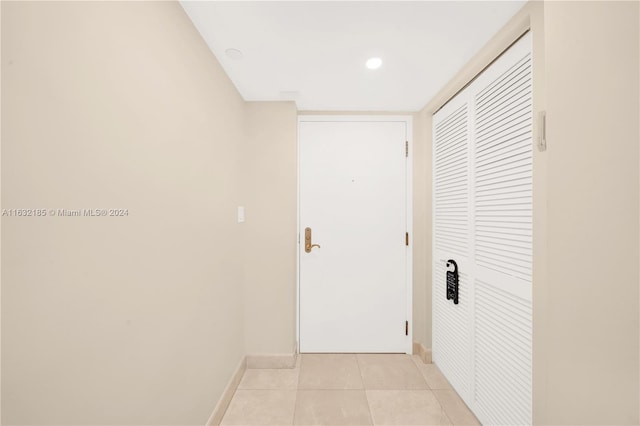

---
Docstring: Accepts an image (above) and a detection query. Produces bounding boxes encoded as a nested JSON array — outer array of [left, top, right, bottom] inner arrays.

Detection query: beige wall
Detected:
[[2, 2, 247, 424], [412, 111, 431, 349], [543, 1, 639, 423], [242, 102, 298, 354]]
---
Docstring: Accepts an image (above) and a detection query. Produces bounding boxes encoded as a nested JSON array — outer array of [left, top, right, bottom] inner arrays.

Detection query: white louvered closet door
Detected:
[[432, 32, 532, 425]]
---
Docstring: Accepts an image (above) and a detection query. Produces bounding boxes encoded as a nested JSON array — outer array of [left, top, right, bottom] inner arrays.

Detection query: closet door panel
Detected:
[[432, 101, 472, 401], [471, 32, 533, 425]]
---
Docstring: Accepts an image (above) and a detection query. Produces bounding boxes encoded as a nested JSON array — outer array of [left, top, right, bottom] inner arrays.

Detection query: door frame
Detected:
[[296, 115, 414, 354]]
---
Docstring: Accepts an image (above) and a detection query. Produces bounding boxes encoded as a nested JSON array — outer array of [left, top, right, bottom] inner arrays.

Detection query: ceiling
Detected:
[[180, 1, 526, 111]]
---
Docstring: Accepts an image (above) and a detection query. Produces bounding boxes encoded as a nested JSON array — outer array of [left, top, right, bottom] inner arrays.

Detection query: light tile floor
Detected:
[[221, 354, 480, 426]]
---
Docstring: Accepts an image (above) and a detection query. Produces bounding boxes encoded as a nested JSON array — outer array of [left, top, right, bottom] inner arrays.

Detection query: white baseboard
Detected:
[[205, 356, 247, 426], [413, 341, 432, 364]]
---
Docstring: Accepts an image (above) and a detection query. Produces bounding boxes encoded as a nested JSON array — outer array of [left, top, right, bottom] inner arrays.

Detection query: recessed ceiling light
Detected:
[[225, 48, 243, 60], [366, 57, 382, 70]]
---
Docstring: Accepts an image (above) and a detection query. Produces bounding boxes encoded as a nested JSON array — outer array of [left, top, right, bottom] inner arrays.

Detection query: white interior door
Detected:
[[299, 118, 411, 353], [433, 32, 533, 425]]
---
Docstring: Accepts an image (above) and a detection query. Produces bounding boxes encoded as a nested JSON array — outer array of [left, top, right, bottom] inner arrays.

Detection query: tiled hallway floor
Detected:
[[220, 354, 480, 426]]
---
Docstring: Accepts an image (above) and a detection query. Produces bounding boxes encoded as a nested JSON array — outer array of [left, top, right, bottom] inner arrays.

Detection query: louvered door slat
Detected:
[[477, 127, 531, 149], [434, 104, 469, 260], [476, 57, 531, 105]]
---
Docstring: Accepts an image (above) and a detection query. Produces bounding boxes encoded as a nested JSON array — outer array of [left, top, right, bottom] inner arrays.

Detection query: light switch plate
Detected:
[[537, 111, 547, 152], [237, 206, 245, 223]]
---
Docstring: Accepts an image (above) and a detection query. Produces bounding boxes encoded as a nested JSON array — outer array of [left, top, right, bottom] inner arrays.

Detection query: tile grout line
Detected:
[[217, 362, 247, 426], [431, 389, 450, 421], [411, 353, 433, 390], [354, 354, 376, 425], [429, 387, 454, 425], [291, 353, 303, 426], [432, 388, 480, 426]]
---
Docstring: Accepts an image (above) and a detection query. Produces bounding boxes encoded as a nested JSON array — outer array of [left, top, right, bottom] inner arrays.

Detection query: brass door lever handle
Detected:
[[304, 227, 321, 253]]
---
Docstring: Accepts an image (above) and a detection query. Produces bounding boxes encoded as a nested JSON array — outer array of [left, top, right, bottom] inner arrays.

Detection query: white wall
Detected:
[[2, 2, 246, 424]]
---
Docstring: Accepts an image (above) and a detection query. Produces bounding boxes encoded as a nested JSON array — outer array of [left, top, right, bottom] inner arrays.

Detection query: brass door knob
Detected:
[[304, 227, 321, 253]]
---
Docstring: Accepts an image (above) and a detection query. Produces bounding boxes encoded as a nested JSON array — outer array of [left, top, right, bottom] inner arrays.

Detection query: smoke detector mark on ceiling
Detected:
[[225, 48, 243, 60]]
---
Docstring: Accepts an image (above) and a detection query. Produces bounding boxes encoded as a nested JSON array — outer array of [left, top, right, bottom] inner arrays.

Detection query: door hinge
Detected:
[[405, 232, 409, 246], [405, 141, 409, 157], [405, 320, 409, 336]]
